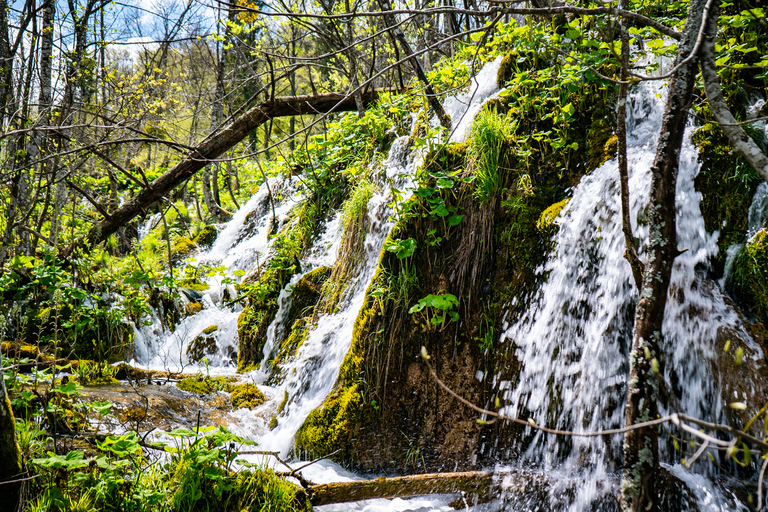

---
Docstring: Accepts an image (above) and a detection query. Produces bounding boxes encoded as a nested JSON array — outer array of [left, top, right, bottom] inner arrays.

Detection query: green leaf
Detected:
[[32, 451, 89, 470], [55, 381, 82, 395], [447, 214, 464, 226]]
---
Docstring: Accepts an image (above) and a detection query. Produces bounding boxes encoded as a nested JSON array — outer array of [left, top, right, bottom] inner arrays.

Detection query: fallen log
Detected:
[[307, 470, 501, 506], [59, 89, 393, 262]]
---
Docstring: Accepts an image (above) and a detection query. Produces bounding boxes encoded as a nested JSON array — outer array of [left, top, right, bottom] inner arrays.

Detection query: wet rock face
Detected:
[[713, 322, 768, 439], [284, 267, 331, 332], [186, 325, 219, 363]]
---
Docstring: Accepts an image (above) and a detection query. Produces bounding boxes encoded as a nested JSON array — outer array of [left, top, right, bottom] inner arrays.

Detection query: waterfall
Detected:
[[131, 176, 303, 370], [495, 69, 759, 510]]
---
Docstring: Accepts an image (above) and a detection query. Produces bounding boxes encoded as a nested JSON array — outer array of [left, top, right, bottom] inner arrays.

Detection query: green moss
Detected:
[[184, 302, 203, 316], [693, 123, 762, 274], [186, 327, 218, 363], [172, 236, 198, 260], [269, 415, 278, 430], [294, 257, 385, 459], [230, 383, 266, 410], [177, 374, 236, 395], [178, 280, 210, 292], [237, 200, 321, 371], [277, 390, 289, 414], [272, 318, 310, 369], [294, 384, 361, 458], [0, 383, 23, 511], [733, 229, 768, 324], [194, 225, 218, 247], [288, 267, 331, 325], [536, 199, 569, 234]]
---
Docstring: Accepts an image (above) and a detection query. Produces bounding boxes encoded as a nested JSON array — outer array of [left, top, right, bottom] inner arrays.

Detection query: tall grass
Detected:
[[469, 108, 511, 204]]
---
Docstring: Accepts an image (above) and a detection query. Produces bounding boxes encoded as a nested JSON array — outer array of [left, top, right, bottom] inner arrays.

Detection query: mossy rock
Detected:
[[0, 341, 43, 360], [177, 374, 236, 395], [732, 229, 768, 323], [194, 225, 218, 247], [271, 318, 310, 371], [185, 302, 203, 316], [693, 122, 762, 274], [536, 199, 569, 235], [230, 383, 266, 410], [187, 326, 219, 363], [285, 267, 331, 330], [179, 280, 211, 292], [294, 384, 361, 459], [171, 236, 198, 261]]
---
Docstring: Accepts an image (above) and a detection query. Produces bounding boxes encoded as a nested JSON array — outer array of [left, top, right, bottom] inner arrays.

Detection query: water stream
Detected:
[[119, 54, 765, 511], [493, 65, 759, 511]]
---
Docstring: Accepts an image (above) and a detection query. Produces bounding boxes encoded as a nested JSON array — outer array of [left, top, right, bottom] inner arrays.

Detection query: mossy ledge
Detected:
[[237, 200, 321, 371]]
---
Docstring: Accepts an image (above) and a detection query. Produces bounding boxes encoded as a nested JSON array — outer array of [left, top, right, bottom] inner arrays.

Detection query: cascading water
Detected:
[[494, 67, 759, 510], [123, 50, 762, 510], [122, 56, 502, 512], [131, 176, 304, 370]]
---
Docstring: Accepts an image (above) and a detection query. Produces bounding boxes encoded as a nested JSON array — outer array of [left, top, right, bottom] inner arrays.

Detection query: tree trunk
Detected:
[[699, 4, 768, 183], [307, 469, 546, 506], [58, 89, 392, 261], [203, 3, 234, 223], [0, 372, 23, 512], [377, 0, 450, 129], [620, 1, 708, 510]]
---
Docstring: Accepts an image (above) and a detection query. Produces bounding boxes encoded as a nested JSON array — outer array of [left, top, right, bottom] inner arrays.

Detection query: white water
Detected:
[[748, 182, 768, 239], [443, 55, 503, 143], [125, 58, 505, 511], [494, 69, 760, 510], [124, 53, 762, 510], [131, 177, 304, 370]]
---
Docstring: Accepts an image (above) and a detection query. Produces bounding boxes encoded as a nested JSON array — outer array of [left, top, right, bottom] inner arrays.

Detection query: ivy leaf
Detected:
[[447, 214, 464, 226]]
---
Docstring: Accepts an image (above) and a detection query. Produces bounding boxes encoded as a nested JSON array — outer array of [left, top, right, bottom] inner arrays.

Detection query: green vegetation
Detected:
[[732, 229, 768, 324], [177, 374, 236, 395], [469, 107, 512, 204], [25, 425, 308, 512], [693, 123, 763, 275], [230, 383, 267, 409]]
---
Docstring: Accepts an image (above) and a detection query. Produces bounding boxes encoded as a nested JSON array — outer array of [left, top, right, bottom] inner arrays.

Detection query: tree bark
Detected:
[[307, 469, 545, 506], [377, 0, 450, 129], [699, 6, 768, 184], [0, 371, 23, 512], [617, 0, 643, 291], [58, 89, 392, 261], [620, 0, 709, 510], [203, 3, 235, 223]]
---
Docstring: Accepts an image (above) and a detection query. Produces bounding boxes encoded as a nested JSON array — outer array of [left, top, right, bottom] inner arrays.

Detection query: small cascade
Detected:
[[720, 181, 768, 286], [137, 212, 162, 242], [748, 182, 768, 238], [496, 74, 759, 509], [131, 176, 303, 370], [260, 211, 343, 364], [443, 56, 503, 142], [254, 135, 423, 456]]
